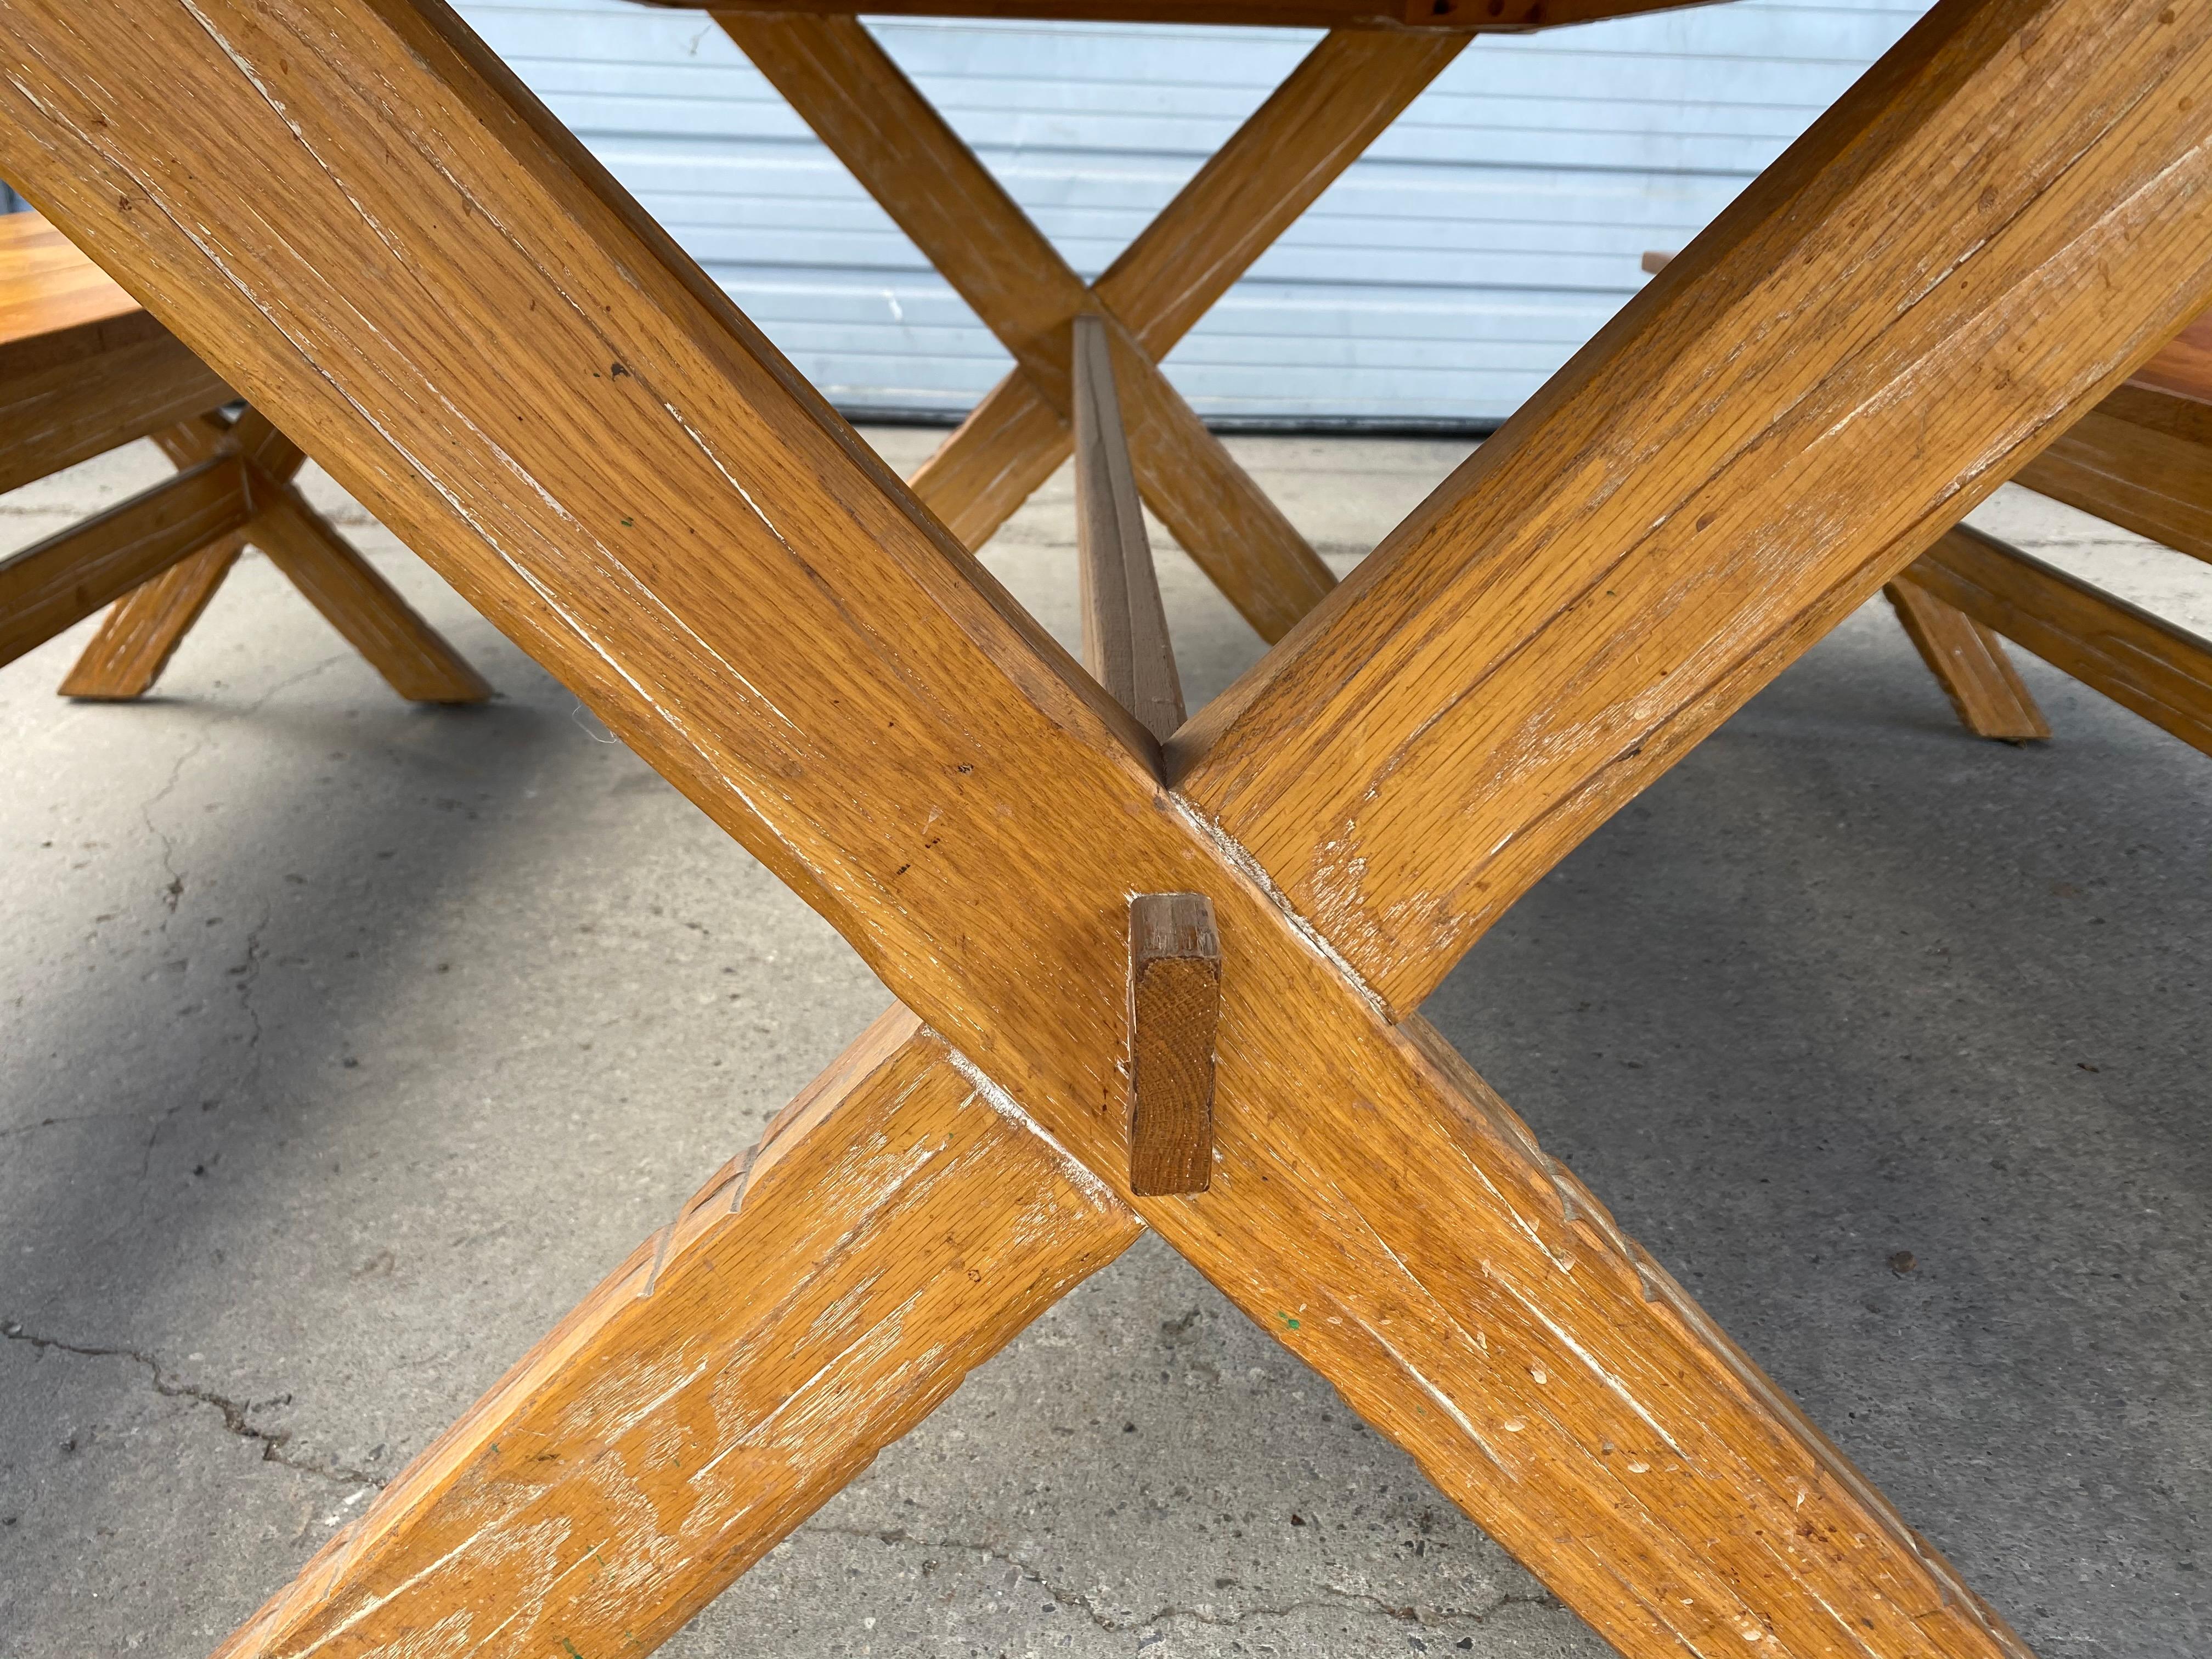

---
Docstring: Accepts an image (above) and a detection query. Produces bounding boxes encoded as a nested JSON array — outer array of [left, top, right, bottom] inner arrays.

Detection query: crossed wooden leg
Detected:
[[7, 0, 2211, 1655], [721, 14, 1458, 636], [54, 410, 490, 702]]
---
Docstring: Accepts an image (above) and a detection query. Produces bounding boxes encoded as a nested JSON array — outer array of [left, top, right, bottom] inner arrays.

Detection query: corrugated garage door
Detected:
[[457, 0, 1929, 426]]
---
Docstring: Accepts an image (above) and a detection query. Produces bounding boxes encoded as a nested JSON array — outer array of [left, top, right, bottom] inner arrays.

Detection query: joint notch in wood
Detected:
[[1127, 892, 1220, 1197]]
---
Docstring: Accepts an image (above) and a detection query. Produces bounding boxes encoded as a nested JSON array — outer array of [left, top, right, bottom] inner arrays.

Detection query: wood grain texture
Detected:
[[54, 408, 487, 702], [212, 1006, 1143, 1659], [1075, 314, 1183, 742], [57, 534, 246, 698], [2015, 385, 2212, 568], [0, 5, 2036, 1653], [0, 212, 235, 494], [912, 26, 1460, 570], [246, 481, 493, 704], [2126, 311, 2212, 403], [1172, 0, 2212, 1018], [0, 331, 233, 496], [0, 458, 249, 668], [0, 210, 153, 363], [1883, 577, 2049, 742], [721, 8, 1336, 640], [1907, 524, 2212, 756], [1645, 250, 2212, 561], [653, 0, 1719, 31], [1127, 893, 1220, 1196]]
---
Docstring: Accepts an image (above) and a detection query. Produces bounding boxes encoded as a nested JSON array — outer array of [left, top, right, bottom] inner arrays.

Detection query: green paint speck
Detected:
[[620, 517, 634, 527], [1279, 1313, 1300, 1329], [561, 1639, 586, 1659]]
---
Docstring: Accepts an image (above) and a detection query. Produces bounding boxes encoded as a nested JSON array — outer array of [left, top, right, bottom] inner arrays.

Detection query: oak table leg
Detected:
[[1884, 576, 2050, 741], [56, 411, 488, 702], [212, 1008, 1141, 1659], [58, 532, 247, 698], [1907, 524, 2212, 756]]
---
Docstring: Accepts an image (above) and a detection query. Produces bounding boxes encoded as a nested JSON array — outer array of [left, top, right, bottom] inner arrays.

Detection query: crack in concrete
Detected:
[[134, 649, 353, 918], [233, 906, 270, 1055], [140, 733, 206, 915], [808, 1523, 1559, 1640], [1, 1321, 383, 1491]]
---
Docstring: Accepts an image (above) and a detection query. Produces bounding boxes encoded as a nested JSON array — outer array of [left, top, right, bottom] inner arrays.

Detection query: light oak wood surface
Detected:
[[58, 533, 249, 697], [1074, 314, 1184, 743], [211, 1007, 1143, 1659], [244, 483, 494, 704], [1908, 524, 2212, 757], [0, 3, 2067, 1652], [0, 212, 235, 494], [0, 458, 251, 668], [1171, 0, 2212, 1019], [1126, 893, 1220, 1196], [2015, 382, 2212, 569], [1883, 575, 2049, 742]]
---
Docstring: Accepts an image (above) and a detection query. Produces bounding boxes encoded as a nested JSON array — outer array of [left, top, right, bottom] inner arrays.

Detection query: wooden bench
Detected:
[[1648, 248, 2212, 754], [0, 211, 487, 701]]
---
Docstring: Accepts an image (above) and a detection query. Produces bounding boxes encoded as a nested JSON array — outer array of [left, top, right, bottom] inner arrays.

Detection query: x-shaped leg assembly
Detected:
[[0, 400, 487, 702], [5, 1, 2210, 1655], [48, 409, 492, 702], [717, 12, 1464, 637]]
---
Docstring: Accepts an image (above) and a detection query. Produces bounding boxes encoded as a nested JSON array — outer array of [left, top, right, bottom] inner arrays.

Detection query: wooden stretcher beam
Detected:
[[1073, 313, 1183, 744], [909, 25, 1465, 555], [0, 4, 2061, 1653], [58, 533, 249, 698], [1907, 524, 2212, 757], [2015, 380, 2212, 568], [652, 0, 1723, 32], [720, 9, 1335, 640], [46, 411, 489, 703], [0, 456, 251, 668], [1884, 575, 2050, 742], [213, 1007, 1142, 1659], [1172, 0, 2212, 1018]]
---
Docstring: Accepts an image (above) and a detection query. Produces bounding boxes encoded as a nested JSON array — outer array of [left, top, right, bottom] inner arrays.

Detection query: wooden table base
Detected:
[[5, 1, 2209, 1656]]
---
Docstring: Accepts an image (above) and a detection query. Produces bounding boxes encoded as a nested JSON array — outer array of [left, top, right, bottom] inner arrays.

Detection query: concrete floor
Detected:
[[1, 426, 2206, 1659]]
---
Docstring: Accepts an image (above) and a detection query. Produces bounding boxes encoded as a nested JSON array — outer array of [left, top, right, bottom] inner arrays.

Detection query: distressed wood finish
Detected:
[[912, 26, 1462, 563], [0, 333, 232, 496], [719, 8, 1336, 639], [1074, 314, 1183, 743], [1884, 577, 2049, 741], [213, 1007, 1143, 1659], [2015, 383, 2212, 569], [1127, 893, 1220, 1196], [0, 4, 2058, 1654], [1908, 525, 2212, 756], [0, 459, 250, 668], [57, 417, 245, 697], [658, 0, 1714, 29], [1173, 0, 2212, 1018]]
